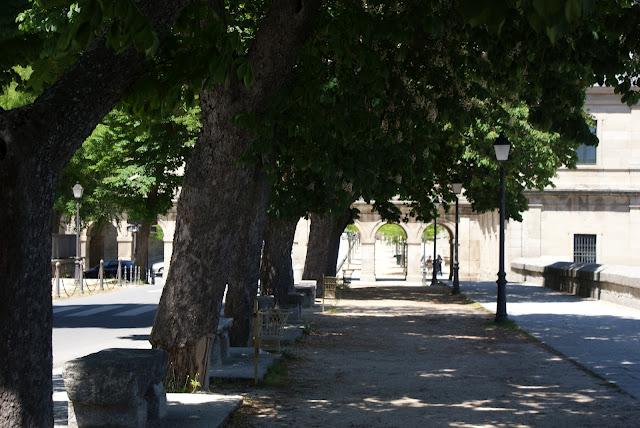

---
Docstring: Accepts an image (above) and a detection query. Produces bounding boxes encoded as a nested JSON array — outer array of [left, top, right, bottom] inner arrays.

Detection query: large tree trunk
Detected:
[[134, 221, 152, 277], [150, 0, 319, 388], [260, 217, 298, 306], [224, 177, 271, 347], [302, 209, 353, 282], [0, 3, 190, 424]]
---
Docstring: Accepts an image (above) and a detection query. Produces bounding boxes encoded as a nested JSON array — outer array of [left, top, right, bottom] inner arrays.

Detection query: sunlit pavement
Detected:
[[463, 281, 640, 399]]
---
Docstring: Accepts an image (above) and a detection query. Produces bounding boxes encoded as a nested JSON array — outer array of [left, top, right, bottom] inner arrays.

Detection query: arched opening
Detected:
[[374, 223, 408, 281], [421, 223, 454, 280], [88, 222, 118, 269], [337, 223, 361, 281]]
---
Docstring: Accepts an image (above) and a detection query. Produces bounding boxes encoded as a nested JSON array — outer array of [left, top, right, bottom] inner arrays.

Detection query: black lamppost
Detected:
[[72, 182, 84, 289], [451, 182, 463, 295], [493, 133, 511, 322], [430, 214, 438, 286]]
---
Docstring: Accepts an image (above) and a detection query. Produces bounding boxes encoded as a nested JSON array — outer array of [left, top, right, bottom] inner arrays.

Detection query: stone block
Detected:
[[63, 348, 168, 428], [211, 317, 233, 367], [286, 292, 304, 322], [294, 283, 316, 307]]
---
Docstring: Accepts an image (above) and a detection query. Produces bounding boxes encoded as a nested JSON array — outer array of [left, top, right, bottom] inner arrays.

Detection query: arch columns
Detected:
[[354, 220, 376, 282], [405, 223, 424, 282]]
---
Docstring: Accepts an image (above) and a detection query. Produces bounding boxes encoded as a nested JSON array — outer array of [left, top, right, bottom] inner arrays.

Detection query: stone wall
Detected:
[[511, 257, 640, 310]]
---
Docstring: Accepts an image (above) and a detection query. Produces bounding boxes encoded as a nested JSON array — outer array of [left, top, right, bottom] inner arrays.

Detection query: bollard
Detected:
[[79, 260, 84, 294], [99, 259, 104, 291], [55, 261, 61, 298], [117, 260, 122, 286], [136, 266, 140, 284]]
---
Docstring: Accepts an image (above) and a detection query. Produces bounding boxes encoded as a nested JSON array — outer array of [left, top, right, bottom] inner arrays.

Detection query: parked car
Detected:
[[151, 261, 164, 278], [84, 260, 134, 279]]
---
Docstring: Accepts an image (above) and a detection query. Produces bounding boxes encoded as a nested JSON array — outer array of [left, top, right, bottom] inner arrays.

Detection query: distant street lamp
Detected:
[[430, 212, 438, 286], [451, 182, 463, 295], [72, 182, 83, 290], [493, 133, 511, 322]]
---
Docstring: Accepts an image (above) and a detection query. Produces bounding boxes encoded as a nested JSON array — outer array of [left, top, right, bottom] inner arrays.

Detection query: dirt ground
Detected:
[[218, 285, 640, 427]]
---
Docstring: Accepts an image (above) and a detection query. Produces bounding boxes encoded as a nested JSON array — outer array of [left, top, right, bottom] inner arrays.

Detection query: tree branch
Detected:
[[0, 0, 192, 173]]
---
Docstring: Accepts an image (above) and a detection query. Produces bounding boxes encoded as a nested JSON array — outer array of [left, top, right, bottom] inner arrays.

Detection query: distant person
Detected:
[[436, 254, 443, 276]]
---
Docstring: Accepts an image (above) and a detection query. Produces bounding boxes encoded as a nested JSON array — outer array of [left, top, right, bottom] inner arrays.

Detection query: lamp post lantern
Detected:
[[72, 182, 84, 290], [493, 133, 511, 322], [451, 182, 463, 295]]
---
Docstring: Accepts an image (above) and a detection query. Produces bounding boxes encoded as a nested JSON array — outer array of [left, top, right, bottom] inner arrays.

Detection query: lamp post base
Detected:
[[495, 273, 508, 322], [452, 263, 460, 295]]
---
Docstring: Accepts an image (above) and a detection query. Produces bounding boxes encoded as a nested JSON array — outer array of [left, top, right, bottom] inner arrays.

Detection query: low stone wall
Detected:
[[511, 257, 640, 310]]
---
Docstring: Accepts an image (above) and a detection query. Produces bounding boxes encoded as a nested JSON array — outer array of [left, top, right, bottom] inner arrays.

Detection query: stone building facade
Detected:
[[508, 86, 640, 270], [60, 88, 638, 282], [293, 87, 640, 282]]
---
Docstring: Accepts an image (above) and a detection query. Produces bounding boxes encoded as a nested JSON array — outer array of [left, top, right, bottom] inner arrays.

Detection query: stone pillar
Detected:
[[629, 199, 640, 266], [359, 242, 376, 282], [523, 203, 543, 258], [117, 238, 133, 260], [406, 242, 422, 282], [80, 230, 88, 264]]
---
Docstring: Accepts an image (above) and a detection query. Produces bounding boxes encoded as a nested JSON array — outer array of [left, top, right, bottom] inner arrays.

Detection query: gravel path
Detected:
[[221, 285, 640, 427]]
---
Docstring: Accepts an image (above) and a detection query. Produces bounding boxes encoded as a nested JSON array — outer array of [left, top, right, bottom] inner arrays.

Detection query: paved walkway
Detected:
[[463, 281, 640, 399], [221, 283, 640, 427]]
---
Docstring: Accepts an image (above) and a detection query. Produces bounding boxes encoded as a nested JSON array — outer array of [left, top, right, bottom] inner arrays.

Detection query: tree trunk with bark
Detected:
[[134, 221, 152, 277], [224, 175, 270, 347], [302, 208, 353, 283], [0, 2, 190, 424], [150, 0, 319, 387], [260, 217, 298, 306]]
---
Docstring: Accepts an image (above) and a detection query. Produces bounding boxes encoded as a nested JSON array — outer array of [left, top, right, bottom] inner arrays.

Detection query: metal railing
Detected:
[[51, 259, 144, 298]]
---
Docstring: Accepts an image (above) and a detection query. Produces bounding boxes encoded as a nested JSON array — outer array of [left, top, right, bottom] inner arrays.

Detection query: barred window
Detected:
[[574, 234, 597, 263]]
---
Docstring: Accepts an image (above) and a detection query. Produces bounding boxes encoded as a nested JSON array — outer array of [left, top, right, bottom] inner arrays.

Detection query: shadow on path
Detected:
[[221, 286, 640, 427]]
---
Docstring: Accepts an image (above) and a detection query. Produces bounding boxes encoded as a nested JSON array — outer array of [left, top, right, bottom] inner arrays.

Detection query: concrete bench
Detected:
[[211, 317, 234, 367], [286, 292, 304, 322], [63, 348, 168, 428], [294, 281, 317, 307]]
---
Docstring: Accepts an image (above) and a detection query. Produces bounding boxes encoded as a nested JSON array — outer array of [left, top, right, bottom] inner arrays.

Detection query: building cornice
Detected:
[[526, 189, 640, 197]]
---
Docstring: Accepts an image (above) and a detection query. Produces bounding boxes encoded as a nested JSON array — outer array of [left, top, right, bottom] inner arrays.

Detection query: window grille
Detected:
[[573, 234, 597, 263]]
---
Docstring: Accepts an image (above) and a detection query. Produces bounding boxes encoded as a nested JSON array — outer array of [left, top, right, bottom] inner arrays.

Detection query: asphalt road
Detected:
[[52, 281, 164, 371]]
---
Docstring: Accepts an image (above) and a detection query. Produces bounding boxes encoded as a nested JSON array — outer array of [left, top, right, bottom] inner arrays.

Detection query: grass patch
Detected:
[[263, 358, 288, 387], [323, 305, 340, 314], [262, 349, 300, 387], [483, 318, 540, 342], [484, 318, 520, 331], [302, 321, 316, 335]]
